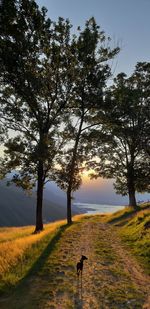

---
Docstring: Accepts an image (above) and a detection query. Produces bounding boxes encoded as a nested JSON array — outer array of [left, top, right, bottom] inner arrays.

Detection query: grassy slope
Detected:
[[0, 219, 67, 293], [0, 205, 149, 308], [105, 203, 150, 274]]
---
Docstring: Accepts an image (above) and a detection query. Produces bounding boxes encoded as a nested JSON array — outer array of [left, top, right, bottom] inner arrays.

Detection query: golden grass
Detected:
[[0, 211, 149, 308], [0, 204, 149, 282], [0, 226, 35, 243], [0, 220, 66, 276]]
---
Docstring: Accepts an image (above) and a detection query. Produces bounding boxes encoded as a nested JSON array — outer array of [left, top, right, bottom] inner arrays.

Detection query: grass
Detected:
[[119, 208, 150, 274], [105, 202, 150, 274], [0, 219, 67, 294], [0, 214, 85, 295], [0, 211, 149, 308], [1, 205, 149, 290]]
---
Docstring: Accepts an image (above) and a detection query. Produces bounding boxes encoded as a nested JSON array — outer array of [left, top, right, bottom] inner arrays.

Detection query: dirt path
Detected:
[[0, 217, 150, 308]]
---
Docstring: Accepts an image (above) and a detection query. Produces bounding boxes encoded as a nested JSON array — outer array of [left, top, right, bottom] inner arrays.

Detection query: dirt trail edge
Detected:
[[0, 217, 150, 309]]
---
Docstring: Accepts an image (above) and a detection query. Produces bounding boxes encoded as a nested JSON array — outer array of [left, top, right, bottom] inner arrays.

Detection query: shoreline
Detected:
[[74, 203, 125, 215]]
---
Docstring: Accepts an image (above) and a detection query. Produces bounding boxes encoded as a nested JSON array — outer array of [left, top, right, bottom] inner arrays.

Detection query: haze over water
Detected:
[[74, 202, 124, 215]]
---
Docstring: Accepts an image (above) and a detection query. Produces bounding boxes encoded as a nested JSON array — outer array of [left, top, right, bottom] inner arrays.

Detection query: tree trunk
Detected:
[[66, 110, 85, 224], [127, 172, 137, 208], [34, 160, 44, 233], [67, 187, 72, 225], [128, 187, 137, 208]]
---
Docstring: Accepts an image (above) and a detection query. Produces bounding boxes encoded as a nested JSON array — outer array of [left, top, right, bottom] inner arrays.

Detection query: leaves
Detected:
[[87, 63, 150, 201]]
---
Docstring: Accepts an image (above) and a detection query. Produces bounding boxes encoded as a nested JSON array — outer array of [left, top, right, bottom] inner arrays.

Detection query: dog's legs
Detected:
[[77, 269, 80, 277]]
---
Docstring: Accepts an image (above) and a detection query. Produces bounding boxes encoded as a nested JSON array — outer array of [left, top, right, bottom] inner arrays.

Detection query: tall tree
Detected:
[[53, 18, 119, 223], [88, 63, 150, 207], [0, 0, 75, 232]]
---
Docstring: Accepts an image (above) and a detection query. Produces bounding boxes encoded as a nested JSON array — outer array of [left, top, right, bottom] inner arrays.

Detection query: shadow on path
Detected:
[[74, 276, 83, 309], [23, 224, 68, 277]]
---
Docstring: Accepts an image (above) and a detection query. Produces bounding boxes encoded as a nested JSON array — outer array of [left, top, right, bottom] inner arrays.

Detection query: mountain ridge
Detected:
[[0, 180, 79, 227]]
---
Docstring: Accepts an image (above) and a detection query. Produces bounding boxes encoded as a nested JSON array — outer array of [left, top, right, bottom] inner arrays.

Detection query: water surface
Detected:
[[74, 202, 125, 214]]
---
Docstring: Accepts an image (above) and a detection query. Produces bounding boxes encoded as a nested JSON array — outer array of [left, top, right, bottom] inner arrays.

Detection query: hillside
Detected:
[[0, 204, 149, 308], [0, 180, 79, 227]]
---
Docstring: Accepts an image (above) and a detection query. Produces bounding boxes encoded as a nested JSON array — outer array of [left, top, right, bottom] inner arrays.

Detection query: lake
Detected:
[[74, 202, 125, 214]]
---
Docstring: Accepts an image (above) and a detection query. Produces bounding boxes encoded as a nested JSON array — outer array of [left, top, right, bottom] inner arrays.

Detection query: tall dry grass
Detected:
[[0, 220, 66, 276]]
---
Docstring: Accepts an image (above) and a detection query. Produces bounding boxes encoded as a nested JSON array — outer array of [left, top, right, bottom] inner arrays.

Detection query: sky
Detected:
[[37, 0, 150, 77], [35, 0, 150, 204]]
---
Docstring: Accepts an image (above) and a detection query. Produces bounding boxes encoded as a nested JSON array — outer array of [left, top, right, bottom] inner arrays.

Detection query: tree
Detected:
[[0, 0, 75, 232], [88, 62, 150, 207], [53, 18, 119, 223]]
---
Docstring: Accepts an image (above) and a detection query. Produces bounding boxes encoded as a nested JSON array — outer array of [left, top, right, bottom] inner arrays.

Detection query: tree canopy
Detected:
[[52, 18, 119, 223], [87, 62, 150, 207], [0, 0, 76, 231], [1, 0, 149, 231], [0, 0, 119, 228]]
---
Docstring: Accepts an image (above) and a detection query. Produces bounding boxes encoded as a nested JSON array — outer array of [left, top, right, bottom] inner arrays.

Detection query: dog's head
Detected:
[[81, 255, 88, 260]]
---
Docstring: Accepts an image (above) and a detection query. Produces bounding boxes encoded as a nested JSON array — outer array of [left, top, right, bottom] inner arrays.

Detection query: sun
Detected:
[[80, 168, 95, 180]]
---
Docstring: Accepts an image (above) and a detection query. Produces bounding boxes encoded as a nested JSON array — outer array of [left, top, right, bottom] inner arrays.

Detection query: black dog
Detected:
[[77, 255, 88, 276]]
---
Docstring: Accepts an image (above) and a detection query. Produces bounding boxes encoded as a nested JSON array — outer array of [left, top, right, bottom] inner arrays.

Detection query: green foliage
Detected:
[[0, 0, 77, 230], [87, 63, 150, 205], [0, 2, 119, 222], [53, 18, 119, 221], [0, 0, 74, 185]]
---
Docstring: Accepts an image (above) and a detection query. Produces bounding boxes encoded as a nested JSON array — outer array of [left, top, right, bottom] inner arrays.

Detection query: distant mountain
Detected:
[[0, 180, 79, 227], [1, 177, 149, 227]]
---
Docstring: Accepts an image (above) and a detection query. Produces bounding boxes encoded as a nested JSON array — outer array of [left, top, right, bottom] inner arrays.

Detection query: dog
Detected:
[[77, 255, 88, 276]]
